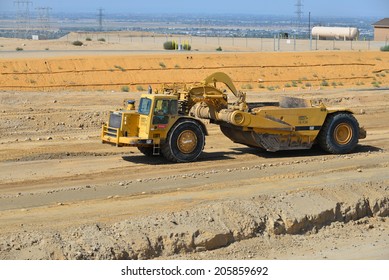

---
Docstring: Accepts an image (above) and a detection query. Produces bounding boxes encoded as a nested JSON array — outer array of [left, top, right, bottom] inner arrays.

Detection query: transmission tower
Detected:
[[14, 0, 33, 38], [36, 7, 52, 35], [295, 0, 303, 31], [98, 8, 104, 32]]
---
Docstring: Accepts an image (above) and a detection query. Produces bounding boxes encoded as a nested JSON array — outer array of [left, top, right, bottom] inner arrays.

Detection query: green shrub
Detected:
[[163, 41, 191, 51], [216, 46, 222, 51], [380, 45, 389, 52], [182, 43, 191, 50], [241, 84, 253, 90], [97, 38, 106, 42], [159, 62, 166, 68], [121, 86, 129, 92], [163, 41, 175, 50], [114, 65, 126, 72], [86, 37, 92, 41], [136, 85, 144, 91], [321, 80, 329, 87], [15, 47, 23, 51], [72, 40, 83, 46]]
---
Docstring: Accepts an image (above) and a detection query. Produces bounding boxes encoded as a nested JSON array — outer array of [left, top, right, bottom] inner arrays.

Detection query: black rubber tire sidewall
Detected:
[[318, 113, 359, 154], [162, 120, 205, 162], [137, 146, 155, 157]]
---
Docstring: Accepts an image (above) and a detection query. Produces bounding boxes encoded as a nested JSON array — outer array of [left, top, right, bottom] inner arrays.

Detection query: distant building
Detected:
[[311, 26, 359, 40], [373, 18, 389, 41]]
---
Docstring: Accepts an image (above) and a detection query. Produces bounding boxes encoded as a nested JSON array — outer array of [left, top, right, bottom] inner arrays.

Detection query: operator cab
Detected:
[[138, 95, 178, 125]]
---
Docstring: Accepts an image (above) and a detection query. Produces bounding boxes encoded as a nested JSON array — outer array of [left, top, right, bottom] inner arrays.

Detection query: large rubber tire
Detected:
[[161, 120, 205, 163], [137, 146, 155, 157], [318, 113, 359, 154]]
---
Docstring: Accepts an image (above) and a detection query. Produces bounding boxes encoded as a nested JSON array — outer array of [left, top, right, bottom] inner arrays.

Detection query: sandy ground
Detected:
[[0, 31, 384, 54], [0, 36, 389, 260]]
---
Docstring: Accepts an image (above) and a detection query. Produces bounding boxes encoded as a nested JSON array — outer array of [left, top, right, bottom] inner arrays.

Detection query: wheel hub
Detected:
[[334, 123, 353, 145], [177, 130, 197, 154]]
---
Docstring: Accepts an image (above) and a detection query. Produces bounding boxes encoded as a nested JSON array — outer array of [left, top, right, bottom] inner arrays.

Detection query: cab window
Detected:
[[138, 98, 152, 115], [153, 99, 178, 115], [152, 99, 177, 125], [154, 99, 170, 115], [169, 100, 178, 115]]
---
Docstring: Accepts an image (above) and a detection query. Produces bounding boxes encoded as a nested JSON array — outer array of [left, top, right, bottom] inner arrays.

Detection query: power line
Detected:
[[98, 8, 104, 32], [36, 6, 52, 38], [295, 0, 303, 30], [36, 6, 52, 33], [14, 0, 33, 38]]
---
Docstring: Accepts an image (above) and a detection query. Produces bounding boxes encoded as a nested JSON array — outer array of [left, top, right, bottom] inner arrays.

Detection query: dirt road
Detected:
[[0, 85, 388, 259]]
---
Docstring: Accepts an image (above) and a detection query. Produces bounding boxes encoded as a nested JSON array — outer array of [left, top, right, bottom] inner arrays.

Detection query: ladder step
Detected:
[[153, 144, 160, 155]]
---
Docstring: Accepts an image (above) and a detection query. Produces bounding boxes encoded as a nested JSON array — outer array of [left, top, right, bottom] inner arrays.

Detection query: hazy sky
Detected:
[[1, 0, 388, 17]]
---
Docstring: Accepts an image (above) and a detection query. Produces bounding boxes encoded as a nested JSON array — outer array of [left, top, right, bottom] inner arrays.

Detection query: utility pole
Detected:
[[309, 12, 312, 50], [14, 0, 33, 38], [98, 8, 104, 32], [36, 6, 52, 37], [295, 0, 303, 33]]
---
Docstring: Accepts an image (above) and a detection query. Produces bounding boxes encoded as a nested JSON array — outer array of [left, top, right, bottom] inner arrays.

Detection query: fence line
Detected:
[[67, 32, 387, 52]]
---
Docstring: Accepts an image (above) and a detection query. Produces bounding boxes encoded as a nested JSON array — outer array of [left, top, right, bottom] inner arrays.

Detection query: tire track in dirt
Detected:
[[0, 149, 387, 211]]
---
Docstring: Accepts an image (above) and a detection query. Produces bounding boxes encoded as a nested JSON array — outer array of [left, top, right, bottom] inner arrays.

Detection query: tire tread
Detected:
[[318, 112, 359, 154], [161, 119, 205, 163]]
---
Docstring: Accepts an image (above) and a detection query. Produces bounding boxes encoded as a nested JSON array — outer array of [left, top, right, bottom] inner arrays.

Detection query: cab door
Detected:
[[138, 97, 152, 139], [152, 99, 178, 130]]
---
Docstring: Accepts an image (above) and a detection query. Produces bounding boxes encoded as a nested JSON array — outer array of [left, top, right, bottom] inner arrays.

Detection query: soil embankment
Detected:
[[0, 51, 388, 92]]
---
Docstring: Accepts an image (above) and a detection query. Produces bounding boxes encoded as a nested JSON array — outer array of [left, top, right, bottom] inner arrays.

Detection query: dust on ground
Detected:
[[0, 39, 388, 259]]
